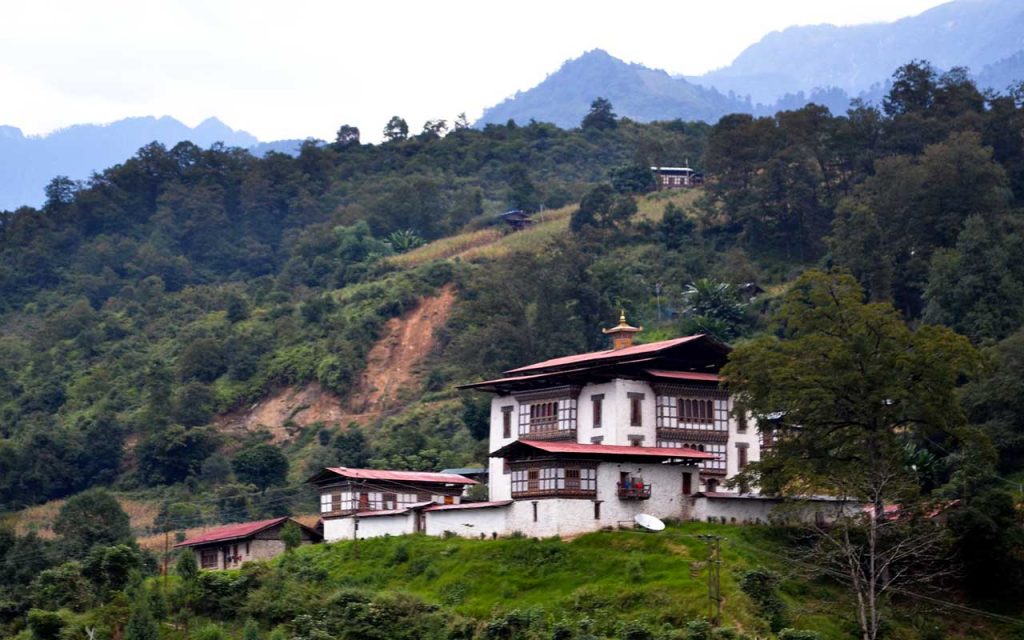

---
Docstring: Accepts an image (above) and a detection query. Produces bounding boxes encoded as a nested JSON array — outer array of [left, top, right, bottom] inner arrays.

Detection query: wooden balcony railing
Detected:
[[656, 426, 728, 443], [616, 482, 652, 500], [524, 425, 577, 441]]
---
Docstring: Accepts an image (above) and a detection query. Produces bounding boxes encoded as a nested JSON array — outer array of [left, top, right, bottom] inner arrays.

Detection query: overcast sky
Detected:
[[2, 0, 949, 142]]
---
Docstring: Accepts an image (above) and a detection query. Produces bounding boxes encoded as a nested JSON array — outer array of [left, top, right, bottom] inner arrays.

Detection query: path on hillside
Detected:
[[215, 284, 457, 442]]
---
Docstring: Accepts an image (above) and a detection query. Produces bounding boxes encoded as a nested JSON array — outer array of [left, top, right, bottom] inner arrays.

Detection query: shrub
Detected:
[[26, 609, 63, 640], [739, 568, 787, 631], [194, 624, 228, 640], [778, 631, 822, 640]]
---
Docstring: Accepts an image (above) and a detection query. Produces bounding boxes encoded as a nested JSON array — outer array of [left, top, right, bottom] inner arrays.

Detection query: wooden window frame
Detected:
[[510, 460, 598, 498], [735, 405, 748, 433], [628, 392, 645, 427], [200, 549, 218, 569], [736, 442, 749, 470], [591, 394, 604, 429], [501, 406, 513, 438]]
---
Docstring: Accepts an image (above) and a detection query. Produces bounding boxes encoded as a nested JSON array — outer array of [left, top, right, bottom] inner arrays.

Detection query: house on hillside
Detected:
[[175, 517, 322, 570], [308, 467, 479, 541], [498, 209, 533, 231], [312, 314, 850, 542], [651, 164, 704, 189], [457, 313, 763, 536]]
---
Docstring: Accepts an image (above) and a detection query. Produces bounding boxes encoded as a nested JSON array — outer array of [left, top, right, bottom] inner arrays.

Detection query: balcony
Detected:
[[523, 419, 577, 441], [616, 481, 651, 500], [656, 426, 728, 443]]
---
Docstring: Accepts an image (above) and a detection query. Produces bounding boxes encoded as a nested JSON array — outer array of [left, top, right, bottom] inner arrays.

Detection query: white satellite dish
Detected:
[[634, 513, 665, 531]]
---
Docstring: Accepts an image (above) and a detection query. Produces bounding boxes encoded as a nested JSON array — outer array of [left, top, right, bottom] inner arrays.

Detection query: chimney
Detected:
[[602, 310, 642, 350]]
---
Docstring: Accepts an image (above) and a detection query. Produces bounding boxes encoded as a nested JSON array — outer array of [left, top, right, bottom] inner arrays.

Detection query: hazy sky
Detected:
[[2, 0, 949, 142]]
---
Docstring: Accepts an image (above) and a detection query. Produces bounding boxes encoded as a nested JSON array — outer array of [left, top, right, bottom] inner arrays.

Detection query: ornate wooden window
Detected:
[[529, 401, 559, 428], [655, 440, 727, 475], [510, 461, 597, 498], [678, 398, 714, 424], [515, 387, 579, 440]]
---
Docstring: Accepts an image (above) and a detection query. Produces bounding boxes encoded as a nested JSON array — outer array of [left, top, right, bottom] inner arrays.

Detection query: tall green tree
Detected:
[[723, 270, 979, 640], [382, 116, 409, 142], [232, 444, 289, 490], [53, 489, 133, 557], [581, 97, 617, 131], [679, 279, 750, 340], [923, 213, 1024, 342], [125, 587, 159, 640]]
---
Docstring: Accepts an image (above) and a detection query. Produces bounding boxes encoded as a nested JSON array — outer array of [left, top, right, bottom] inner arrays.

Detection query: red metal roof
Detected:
[[319, 467, 478, 485], [175, 517, 290, 548], [505, 439, 717, 460], [644, 369, 720, 382], [505, 335, 707, 374], [424, 500, 513, 512], [458, 359, 661, 390]]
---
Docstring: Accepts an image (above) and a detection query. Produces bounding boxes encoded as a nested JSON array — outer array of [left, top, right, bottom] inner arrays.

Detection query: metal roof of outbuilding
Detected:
[[174, 517, 322, 548]]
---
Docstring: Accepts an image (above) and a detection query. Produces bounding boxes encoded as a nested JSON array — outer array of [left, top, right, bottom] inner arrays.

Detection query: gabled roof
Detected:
[[644, 369, 720, 383], [492, 439, 716, 461], [504, 335, 712, 374], [174, 517, 322, 548], [440, 467, 488, 477], [306, 467, 478, 486], [459, 334, 730, 394]]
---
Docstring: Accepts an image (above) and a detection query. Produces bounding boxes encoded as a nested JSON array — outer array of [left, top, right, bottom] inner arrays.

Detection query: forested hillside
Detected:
[[1, 60, 1024, 639]]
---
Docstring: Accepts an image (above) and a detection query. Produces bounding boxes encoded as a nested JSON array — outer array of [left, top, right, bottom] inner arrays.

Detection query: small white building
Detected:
[[308, 467, 479, 542]]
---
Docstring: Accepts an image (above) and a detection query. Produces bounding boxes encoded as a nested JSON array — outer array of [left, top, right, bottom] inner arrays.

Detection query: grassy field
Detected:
[[2, 494, 161, 539], [259, 521, 1010, 640], [386, 189, 704, 270]]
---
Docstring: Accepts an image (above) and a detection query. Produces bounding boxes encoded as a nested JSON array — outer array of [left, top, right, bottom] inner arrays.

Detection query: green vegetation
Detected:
[[1, 60, 1023, 637], [11, 524, 1018, 639]]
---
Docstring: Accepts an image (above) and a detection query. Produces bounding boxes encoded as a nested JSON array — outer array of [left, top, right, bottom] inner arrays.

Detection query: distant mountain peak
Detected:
[[0, 115, 266, 211], [0, 125, 24, 140], [476, 50, 744, 129]]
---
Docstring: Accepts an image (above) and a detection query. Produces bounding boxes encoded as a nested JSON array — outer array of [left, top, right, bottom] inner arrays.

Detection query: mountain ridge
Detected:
[[476, 0, 1024, 129], [0, 115, 303, 211]]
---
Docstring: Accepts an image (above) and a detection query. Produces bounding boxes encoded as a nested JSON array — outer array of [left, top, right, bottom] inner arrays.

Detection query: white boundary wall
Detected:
[[425, 507, 508, 538]]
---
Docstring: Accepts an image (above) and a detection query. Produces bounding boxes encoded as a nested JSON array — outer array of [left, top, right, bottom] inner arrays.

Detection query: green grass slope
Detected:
[[176, 523, 1014, 640]]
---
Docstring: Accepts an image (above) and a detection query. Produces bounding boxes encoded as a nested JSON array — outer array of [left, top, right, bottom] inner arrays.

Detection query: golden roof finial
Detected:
[[619, 309, 627, 326]]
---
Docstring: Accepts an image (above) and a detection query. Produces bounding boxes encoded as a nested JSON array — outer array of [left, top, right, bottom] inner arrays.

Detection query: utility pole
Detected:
[[162, 530, 169, 593], [697, 534, 723, 625]]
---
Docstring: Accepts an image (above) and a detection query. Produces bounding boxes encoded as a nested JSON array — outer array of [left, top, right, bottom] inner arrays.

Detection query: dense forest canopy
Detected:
[[0, 60, 1023, 639]]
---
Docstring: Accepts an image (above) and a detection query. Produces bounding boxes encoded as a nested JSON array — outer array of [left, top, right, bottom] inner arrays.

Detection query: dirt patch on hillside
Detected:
[[215, 382, 351, 445], [215, 284, 457, 442], [349, 284, 456, 413]]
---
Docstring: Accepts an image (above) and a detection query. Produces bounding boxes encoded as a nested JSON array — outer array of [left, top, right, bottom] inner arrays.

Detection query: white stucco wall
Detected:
[[356, 513, 416, 538], [424, 507, 508, 538], [725, 404, 761, 480], [575, 381, 617, 444], [322, 516, 354, 542], [504, 461, 700, 537], [324, 514, 417, 541], [692, 496, 855, 525]]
